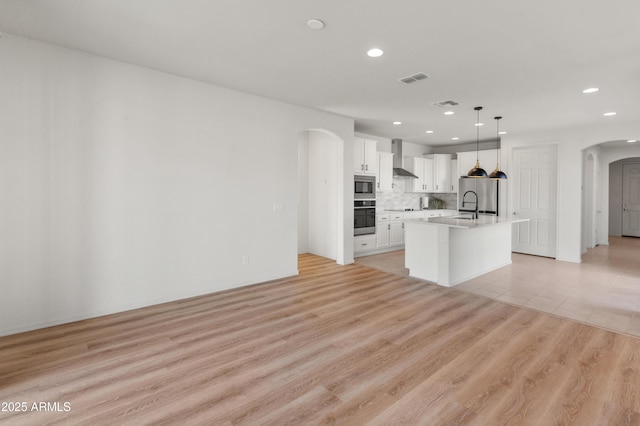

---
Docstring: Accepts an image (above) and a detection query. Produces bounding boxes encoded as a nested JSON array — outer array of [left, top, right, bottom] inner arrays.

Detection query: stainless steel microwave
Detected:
[[354, 175, 376, 199]]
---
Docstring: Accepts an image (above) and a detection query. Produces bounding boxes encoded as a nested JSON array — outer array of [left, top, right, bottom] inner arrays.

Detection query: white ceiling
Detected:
[[1, 0, 639, 146]]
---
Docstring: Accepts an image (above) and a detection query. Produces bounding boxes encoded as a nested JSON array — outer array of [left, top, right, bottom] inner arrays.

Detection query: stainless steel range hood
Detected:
[[391, 139, 418, 178]]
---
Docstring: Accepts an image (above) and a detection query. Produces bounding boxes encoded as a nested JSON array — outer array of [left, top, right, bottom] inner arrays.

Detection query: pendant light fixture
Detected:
[[467, 106, 488, 177], [489, 116, 508, 179]]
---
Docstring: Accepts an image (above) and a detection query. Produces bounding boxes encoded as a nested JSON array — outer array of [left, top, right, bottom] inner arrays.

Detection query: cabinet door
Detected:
[[377, 152, 394, 191], [451, 159, 459, 192], [354, 138, 365, 174], [404, 157, 424, 192], [433, 155, 450, 192], [422, 158, 434, 192], [390, 221, 404, 245], [377, 223, 390, 248], [414, 157, 425, 192], [363, 139, 378, 175]]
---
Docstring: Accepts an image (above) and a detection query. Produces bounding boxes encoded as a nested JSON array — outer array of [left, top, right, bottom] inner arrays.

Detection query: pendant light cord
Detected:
[[475, 106, 482, 163], [495, 116, 501, 166]]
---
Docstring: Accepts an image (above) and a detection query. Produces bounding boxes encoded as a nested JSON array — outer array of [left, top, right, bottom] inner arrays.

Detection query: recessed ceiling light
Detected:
[[499, 131, 507, 135], [452, 137, 459, 140], [393, 121, 402, 125], [582, 87, 599, 94], [306, 19, 325, 30], [628, 139, 638, 143], [367, 48, 384, 58], [425, 130, 434, 134], [603, 112, 617, 116], [444, 111, 454, 116], [474, 123, 484, 127]]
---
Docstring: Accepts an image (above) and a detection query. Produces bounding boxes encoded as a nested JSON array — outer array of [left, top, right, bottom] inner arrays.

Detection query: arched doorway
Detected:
[[610, 157, 640, 237], [581, 140, 640, 249]]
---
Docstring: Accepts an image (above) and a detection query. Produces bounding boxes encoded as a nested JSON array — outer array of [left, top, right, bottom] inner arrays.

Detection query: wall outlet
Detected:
[[242, 255, 249, 265]]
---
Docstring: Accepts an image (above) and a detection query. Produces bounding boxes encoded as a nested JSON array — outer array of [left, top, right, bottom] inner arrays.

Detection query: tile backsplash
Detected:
[[376, 178, 458, 211]]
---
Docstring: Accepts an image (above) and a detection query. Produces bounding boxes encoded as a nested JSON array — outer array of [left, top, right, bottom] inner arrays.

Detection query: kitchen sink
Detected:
[[451, 215, 476, 220]]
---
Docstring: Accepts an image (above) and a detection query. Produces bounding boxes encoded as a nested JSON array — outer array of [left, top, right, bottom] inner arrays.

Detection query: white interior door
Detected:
[[622, 163, 640, 237], [511, 145, 557, 257]]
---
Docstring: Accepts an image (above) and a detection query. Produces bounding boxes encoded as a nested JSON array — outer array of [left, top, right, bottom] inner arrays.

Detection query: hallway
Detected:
[[356, 237, 640, 338]]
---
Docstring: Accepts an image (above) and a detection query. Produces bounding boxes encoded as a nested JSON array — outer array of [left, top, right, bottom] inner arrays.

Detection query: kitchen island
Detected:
[[405, 215, 528, 287]]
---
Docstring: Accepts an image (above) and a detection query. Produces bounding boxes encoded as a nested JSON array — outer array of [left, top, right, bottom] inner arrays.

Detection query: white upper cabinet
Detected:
[[354, 137, 377, 175], [404, 157, 433, 193], [431, 154, 453, 193], [377, 152, 394, 191], [451, 159, 459, 193]]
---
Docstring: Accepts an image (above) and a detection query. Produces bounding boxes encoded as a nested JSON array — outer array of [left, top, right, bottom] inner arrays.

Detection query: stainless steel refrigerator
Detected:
[[458, 178, 500, 216]]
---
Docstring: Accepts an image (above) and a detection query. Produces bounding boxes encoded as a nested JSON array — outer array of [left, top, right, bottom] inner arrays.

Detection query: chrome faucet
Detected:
[[462, 190, 479, 219]]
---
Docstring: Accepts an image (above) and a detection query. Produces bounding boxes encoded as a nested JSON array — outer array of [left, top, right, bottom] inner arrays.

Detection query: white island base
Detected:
[[405, 217, 518, 287]]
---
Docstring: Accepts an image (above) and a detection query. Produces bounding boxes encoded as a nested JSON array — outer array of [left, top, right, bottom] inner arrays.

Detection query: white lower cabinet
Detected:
[[390, 221, 404, 246], [356, 210, 458, 256], [388, 213, 404, 247], [377, 213, 404, 249], [354, 234, 377, 253], [376, 214, 390, 248]]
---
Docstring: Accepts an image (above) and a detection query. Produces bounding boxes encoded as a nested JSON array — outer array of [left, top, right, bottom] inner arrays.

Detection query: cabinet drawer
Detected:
[[354, 234, 377, 252], [377, 214, 390, 222], [390, 214, 404, 221]]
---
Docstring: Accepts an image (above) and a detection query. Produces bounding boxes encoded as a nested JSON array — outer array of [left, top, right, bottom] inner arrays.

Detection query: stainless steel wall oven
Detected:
[[354, 200, 376, 235]]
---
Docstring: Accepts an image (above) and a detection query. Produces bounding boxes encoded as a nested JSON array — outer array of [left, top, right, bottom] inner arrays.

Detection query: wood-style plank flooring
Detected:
[[1, 254, 640, 425], [356, 237, 640, 337]]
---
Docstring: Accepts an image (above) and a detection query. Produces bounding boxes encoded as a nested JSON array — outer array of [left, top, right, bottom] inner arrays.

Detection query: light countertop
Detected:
[[406, 215, 529, 229]]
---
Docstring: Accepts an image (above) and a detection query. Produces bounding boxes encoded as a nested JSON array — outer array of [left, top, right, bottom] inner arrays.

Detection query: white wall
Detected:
[[0, 34, 354, 336], [610, 160, 624, 236], [503, 121, 640, 263], [307, 131, 339, 259], [297, 133, 309, 253], [298, 130, 341, 259], [582, 152, 596, 252]]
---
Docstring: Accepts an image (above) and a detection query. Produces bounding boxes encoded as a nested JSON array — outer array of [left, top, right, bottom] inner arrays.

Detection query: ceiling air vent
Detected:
[[432, 100, 460, 107], [398, 72, 430, 84]]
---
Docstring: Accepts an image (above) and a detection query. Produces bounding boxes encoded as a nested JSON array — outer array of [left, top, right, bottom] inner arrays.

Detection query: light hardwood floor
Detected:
[[1, 254, 640, 425], [357, 236, 640, 337]]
